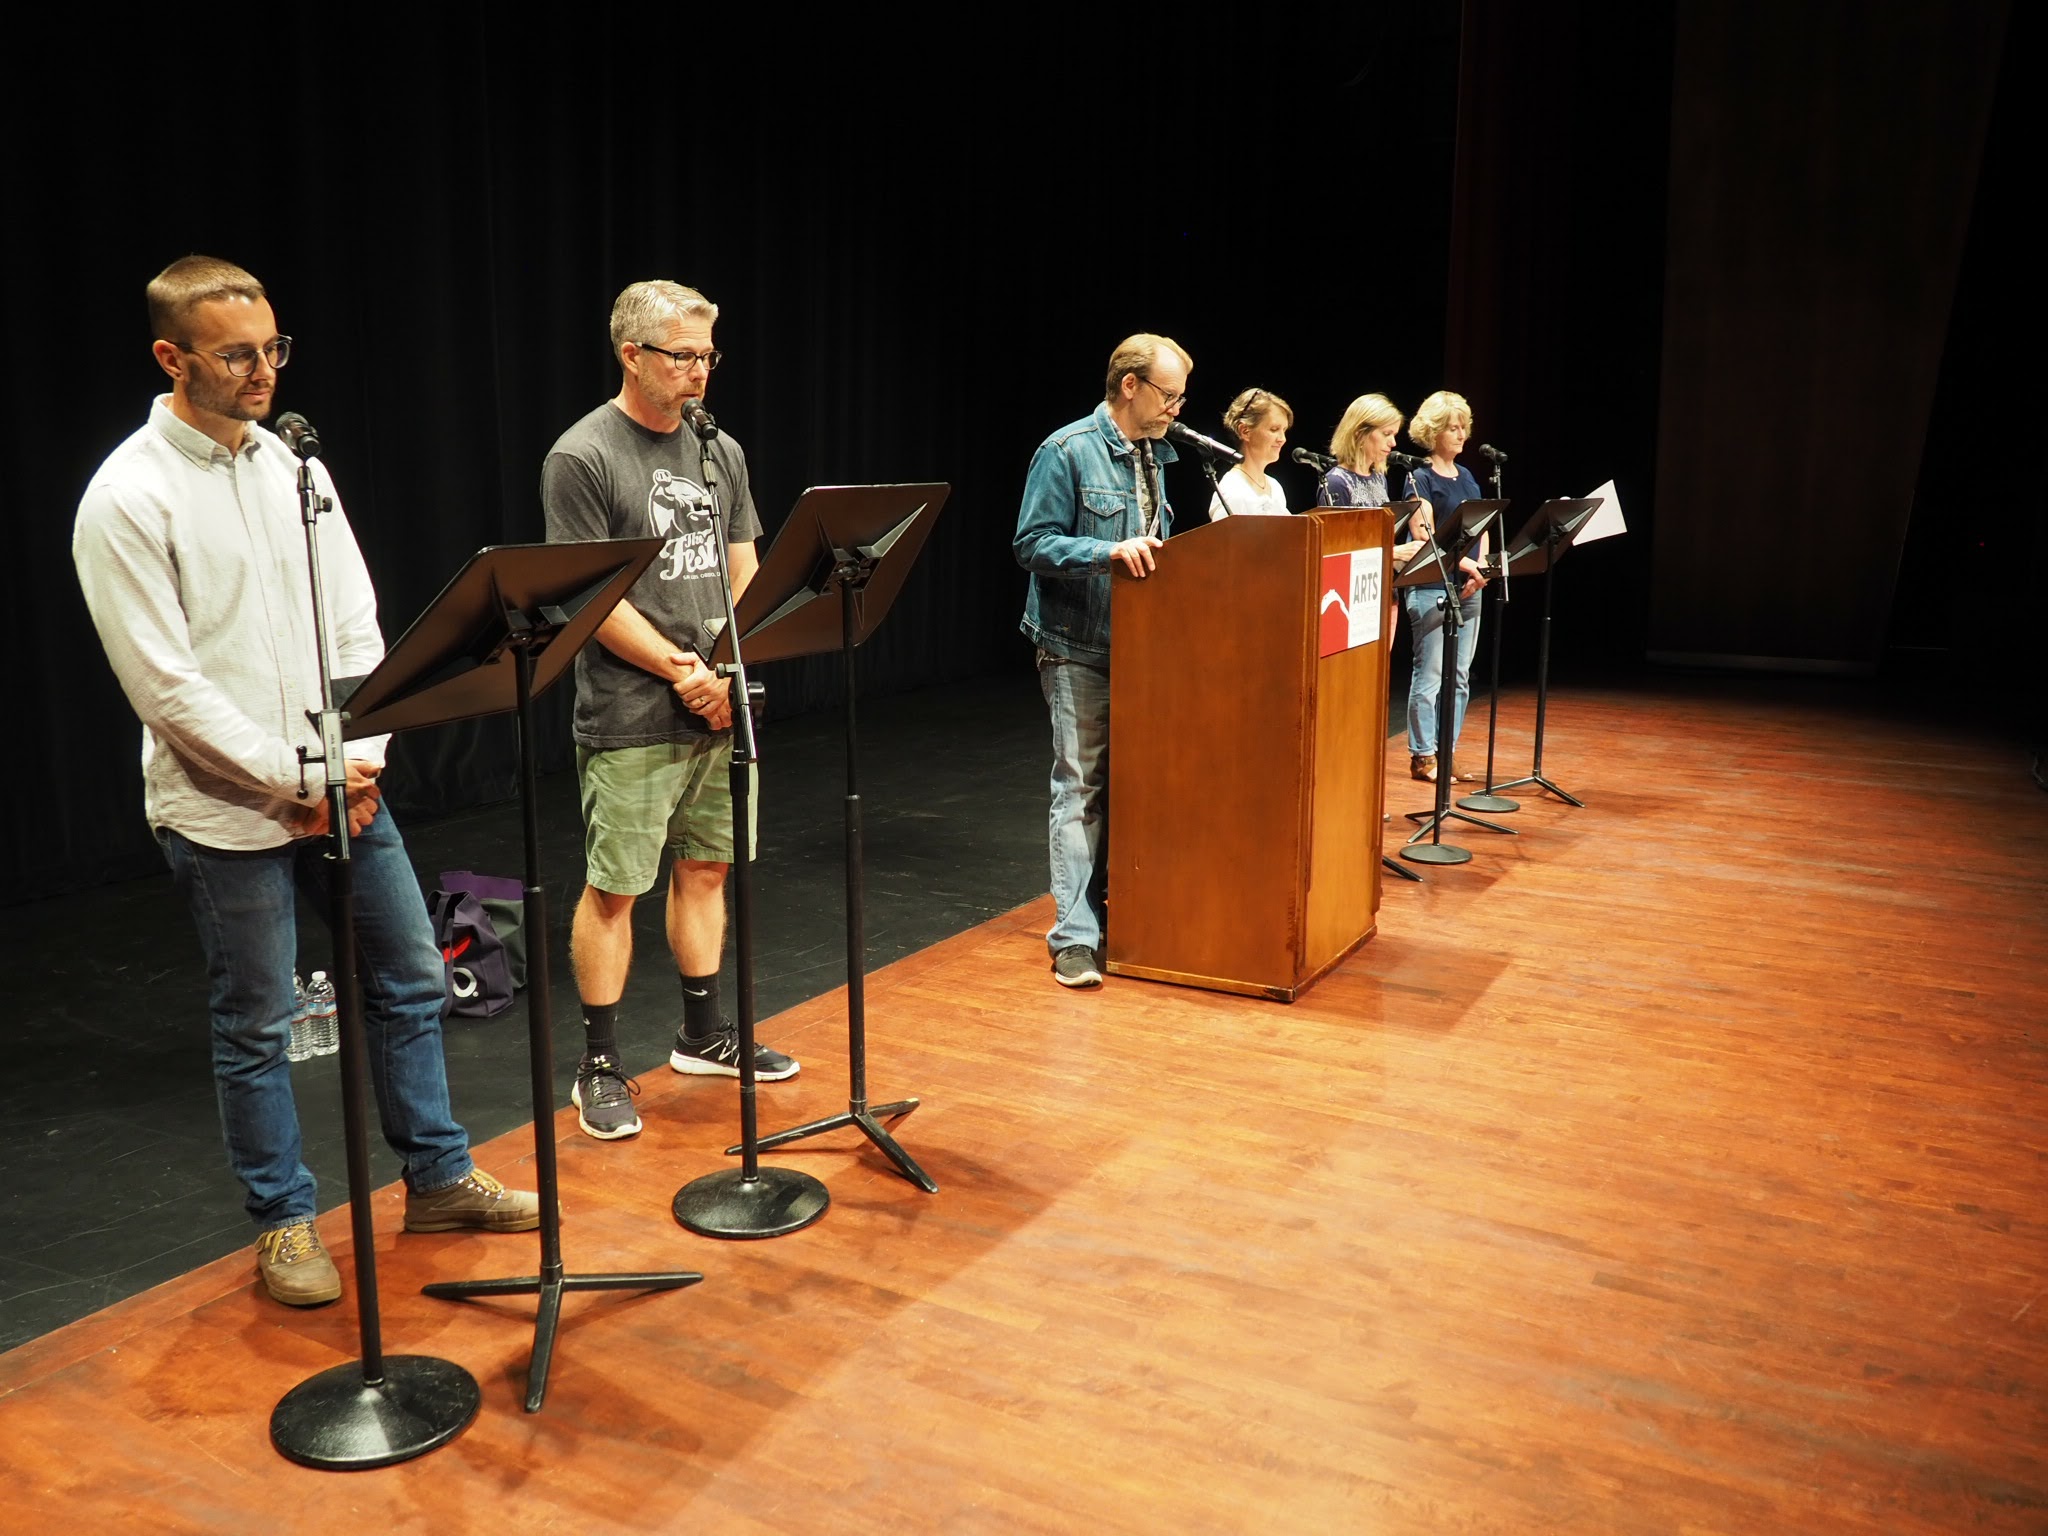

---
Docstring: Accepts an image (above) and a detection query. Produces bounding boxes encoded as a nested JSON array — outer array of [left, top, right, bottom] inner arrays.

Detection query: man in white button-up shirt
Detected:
[[73, 256, 539, 1308]]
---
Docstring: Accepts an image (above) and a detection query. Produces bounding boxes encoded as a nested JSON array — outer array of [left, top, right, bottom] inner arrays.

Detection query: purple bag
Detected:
[[429, 880, 517, 1019], [437, 870, 527, 991]]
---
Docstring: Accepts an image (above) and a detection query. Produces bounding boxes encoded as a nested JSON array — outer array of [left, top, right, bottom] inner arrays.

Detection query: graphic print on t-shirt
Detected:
[[649, 469, 718, 582]]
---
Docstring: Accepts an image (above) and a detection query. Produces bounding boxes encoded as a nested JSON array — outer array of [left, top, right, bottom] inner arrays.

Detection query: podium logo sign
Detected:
[[1317, 548, 1383, 657]]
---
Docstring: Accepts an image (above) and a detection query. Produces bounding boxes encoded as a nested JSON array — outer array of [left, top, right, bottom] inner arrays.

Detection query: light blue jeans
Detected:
[[1404, 584, 1483, 757], [1037, 651, 1111, 958], [159, 808, 473, 1231]]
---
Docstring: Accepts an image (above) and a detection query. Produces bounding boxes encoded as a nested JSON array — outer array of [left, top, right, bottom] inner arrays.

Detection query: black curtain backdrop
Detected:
[[1445, 0, 1679, 673], [1891, 0, 2044, 731], [5, 11, 1464, 902], [1646, 0, 2009, 670], [7, 8, 2029, 904]]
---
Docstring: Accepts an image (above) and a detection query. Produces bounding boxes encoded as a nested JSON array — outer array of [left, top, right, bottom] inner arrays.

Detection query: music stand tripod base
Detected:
[[730, 1098, 935, 1193], [675, 1166, 830, 1239], [1491, 772, 1584, 807], [271, 1354, 480, 1471]]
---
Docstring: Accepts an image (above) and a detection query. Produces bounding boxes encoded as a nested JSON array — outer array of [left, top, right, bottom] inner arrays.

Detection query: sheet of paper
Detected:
[[1578, 479, 1627, 544]]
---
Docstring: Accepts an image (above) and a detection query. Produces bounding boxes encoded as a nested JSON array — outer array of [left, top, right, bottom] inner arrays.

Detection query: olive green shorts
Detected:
[[576, 738, 757, 895]]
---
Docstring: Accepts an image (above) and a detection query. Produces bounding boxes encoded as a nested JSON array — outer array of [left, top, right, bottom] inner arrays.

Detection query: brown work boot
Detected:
[[255, 1220, 342, 1306], [403, 1169, 542, 1233]]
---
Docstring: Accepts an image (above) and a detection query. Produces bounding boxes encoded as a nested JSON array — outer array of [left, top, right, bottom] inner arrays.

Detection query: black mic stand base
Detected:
[[271, 1354, 479, 1471], [1399, 840, 1472, 867], [1382, 853, 1425, 883], [1457, 791, 1521, 813], [674, 1166, 830, 1240], [674, 645, 831, 1240]]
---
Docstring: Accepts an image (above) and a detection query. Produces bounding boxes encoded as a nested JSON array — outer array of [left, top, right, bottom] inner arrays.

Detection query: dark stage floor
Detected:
[[0, 672, 1063, 1352]]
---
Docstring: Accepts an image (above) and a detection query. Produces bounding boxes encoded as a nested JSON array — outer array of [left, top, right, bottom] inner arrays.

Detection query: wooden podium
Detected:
[[1105, 507, 1394, 1001]]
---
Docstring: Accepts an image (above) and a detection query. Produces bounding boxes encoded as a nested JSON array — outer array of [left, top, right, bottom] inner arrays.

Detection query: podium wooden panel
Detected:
[[1106, 507, 1393, 1001]]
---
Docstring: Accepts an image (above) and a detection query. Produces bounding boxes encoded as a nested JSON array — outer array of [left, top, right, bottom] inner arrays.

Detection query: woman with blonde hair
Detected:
[[1208, 388, 1293, 519], [1317, 393, 1427, 561], [1316, 393, 1402, 512], [1398, 390, 1488, 783]]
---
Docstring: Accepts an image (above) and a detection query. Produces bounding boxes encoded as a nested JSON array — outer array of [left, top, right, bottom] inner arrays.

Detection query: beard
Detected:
[[185, 365, 271, 423], [651, 374, 703, 422]]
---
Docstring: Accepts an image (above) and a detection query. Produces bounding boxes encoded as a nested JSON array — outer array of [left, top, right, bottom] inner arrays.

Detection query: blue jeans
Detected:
[[1038, 652, 1110, 958], [1404, 584, 1483, 757], [159, 808, 473, 1232]]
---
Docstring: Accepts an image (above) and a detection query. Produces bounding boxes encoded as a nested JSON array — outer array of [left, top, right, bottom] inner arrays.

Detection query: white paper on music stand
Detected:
[[1578, 479, 1627, 544]]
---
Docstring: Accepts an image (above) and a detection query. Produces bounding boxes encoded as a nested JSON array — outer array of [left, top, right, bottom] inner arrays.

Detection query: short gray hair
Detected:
[[609, 280, 720, 361]]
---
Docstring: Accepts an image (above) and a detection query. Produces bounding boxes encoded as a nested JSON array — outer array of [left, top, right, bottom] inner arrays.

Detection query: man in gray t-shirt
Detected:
[[541, 280, 799, 1142]]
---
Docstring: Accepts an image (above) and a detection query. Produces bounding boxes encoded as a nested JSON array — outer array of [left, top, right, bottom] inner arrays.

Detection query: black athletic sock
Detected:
[[679, 971, 721, 1041], [582, 1001, 619, 1062]]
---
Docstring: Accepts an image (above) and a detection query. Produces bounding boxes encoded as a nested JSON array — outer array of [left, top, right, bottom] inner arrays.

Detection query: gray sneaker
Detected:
[[1052, 946, 1102, 988], [571, 1054, 643, 1140], [670, 1024, 800, 1081]]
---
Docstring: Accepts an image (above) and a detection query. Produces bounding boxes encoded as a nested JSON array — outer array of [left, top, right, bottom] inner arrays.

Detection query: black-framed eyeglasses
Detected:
[[635, 341, 722, 372], [1140, 375, 1186, 410], [177, 336, 292, 377]]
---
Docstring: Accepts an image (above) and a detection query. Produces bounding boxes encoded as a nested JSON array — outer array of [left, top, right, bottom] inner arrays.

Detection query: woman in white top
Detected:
[[1207, 387, 1293, 520]]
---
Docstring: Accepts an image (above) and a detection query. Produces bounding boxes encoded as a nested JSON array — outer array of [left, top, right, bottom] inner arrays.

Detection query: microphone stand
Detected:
[[1458, 453, 1519, 816], [1307, 453, 1422, 884], [269, 434, 478, 1469], [1400, 505, 1516, 865], [1378, 491, 1426, 884], [1196, 452, 1227, 517], [672, 410, 830, 1240]]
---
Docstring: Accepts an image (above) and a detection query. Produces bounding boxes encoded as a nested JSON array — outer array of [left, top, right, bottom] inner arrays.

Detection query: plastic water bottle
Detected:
[[286, 973, 313, 1063], [306, 971, 340, 1058]]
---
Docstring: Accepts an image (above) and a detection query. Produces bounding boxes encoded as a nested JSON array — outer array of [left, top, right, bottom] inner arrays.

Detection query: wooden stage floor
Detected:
[[2, 680, 2043, 1534]]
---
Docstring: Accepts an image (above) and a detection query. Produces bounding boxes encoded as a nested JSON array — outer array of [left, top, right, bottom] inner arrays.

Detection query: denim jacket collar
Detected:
[[1093, 401, 1180, 468]]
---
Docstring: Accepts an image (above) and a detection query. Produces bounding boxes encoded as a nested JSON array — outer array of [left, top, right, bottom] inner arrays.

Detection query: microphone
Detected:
[[1477, 443, 1507, 464], [1165, 421, 1243, 464], [1388, 450, 1425, 473], [1291, 446, 1337, 472], [680, 397, 718, 441], [274, 412, 321, 459]]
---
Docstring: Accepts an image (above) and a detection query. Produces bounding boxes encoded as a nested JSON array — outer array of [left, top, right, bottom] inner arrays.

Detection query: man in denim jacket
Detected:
[[1014, 334, 1191, 988]]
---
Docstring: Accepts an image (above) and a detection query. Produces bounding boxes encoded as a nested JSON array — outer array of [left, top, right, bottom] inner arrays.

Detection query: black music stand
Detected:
[[1488, 498, 1602, 807], [1396, 500, 1516, 864], [710, 484, 951, 1193], [342, 539, 706, 1416]]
